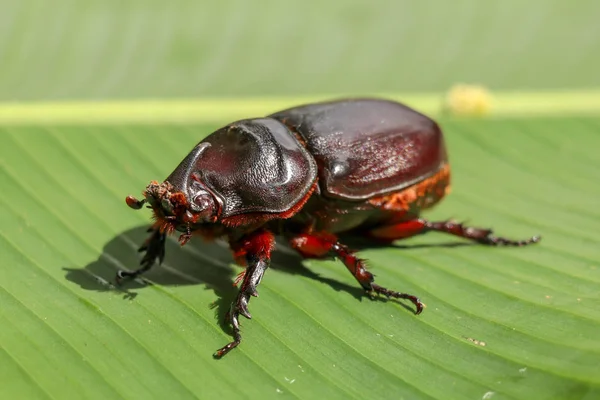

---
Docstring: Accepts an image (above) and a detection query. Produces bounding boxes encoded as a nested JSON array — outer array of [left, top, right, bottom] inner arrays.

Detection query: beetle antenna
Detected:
[[126, 195, 146, 210]]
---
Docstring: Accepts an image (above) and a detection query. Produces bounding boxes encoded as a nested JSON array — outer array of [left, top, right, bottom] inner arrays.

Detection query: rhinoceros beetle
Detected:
[[122, 98, 540, 358]]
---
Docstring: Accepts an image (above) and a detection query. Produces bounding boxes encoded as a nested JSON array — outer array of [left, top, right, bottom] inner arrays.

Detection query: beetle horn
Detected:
[[165, 142, 211, 193]]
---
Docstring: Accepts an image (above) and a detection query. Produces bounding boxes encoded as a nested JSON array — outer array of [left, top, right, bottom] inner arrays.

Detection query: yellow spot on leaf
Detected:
[[443, 84, 492, 116]]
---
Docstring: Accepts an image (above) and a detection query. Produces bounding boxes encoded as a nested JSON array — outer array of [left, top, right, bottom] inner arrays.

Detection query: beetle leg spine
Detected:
[[368, 218, 540, 246], [370, 284, 424, 315], [116, 228, 166, 283], [425, 220, 541, 246], [215, 229, 275, 358], [290, 232, 423, 314]]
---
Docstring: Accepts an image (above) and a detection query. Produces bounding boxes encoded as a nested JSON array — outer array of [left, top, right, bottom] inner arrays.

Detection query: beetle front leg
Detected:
[[290, 233, 424, 314], [116, 227, 166, 283], [214, 229, 275, 359]]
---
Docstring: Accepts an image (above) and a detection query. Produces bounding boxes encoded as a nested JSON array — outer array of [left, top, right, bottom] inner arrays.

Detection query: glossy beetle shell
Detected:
[[270, 98, 448, 201], [192, 118, 317, 217]]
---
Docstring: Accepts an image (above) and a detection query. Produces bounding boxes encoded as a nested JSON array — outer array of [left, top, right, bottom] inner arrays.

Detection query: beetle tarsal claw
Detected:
[[213, 304, 248, 359], [213, 282, 258, 358], [178, 224, 193, 246], [178, 233, 191, 246], [213, 333, 241, 359], [239, 306, 252, 320], [482, 233, 541, 247], [236, 292, 253, 319], [116, 228, 166, 286], [115, 270, 128, 281], [370, 284, 424, 315]]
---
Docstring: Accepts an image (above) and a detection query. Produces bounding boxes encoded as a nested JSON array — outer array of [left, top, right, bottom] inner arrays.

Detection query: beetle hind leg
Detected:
[[427, 220, 541, 246], [116, 227, 166, 283], [369, 284, 424, 315], [369, 218, 540, 246], [289, 233, 424, 314]]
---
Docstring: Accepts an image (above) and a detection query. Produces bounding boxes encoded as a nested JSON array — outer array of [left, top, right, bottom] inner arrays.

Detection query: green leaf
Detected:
[[2, 0, 600, 101], [1, 116, 599, 399], [2, 1, 600, 397]]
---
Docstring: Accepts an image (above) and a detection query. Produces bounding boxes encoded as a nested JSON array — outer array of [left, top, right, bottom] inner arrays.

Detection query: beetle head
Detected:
[[125, 142, 222, 245]]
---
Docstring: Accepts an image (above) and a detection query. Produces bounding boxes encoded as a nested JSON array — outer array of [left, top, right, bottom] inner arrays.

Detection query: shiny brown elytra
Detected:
[[122, 98, 540, 358]]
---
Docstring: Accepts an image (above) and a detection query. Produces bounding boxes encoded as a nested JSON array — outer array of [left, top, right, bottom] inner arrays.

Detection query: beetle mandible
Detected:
[[121, 98, 540, 358]]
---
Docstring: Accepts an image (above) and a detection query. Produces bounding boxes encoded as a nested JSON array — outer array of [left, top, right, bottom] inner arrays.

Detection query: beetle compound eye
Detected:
[[190, 192, 216, 222], [194, 194, 211, 209]]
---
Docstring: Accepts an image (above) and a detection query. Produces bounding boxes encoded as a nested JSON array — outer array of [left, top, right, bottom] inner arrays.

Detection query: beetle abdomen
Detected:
[[271, 99, 448, 201]]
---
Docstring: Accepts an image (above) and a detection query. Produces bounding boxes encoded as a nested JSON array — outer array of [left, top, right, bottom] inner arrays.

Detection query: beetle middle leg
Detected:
[[289, 232, 424, 314], [116, 226, 166, 283], [214, 229, 275, 359], [369, 218, 540, 246]]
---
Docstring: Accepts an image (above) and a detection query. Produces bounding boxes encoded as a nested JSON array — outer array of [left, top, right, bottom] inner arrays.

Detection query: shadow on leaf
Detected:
[[64, 226, 467, 332]]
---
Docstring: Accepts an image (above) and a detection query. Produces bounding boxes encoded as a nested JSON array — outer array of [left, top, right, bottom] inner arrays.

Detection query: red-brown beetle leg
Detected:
[[214, 229, 275, 359], [426, 220, 541, 246], [368, 219, 430, 241], [290, 233, 423, 314], [116, 227, 166, 283], [370, 218, 541, 246]]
